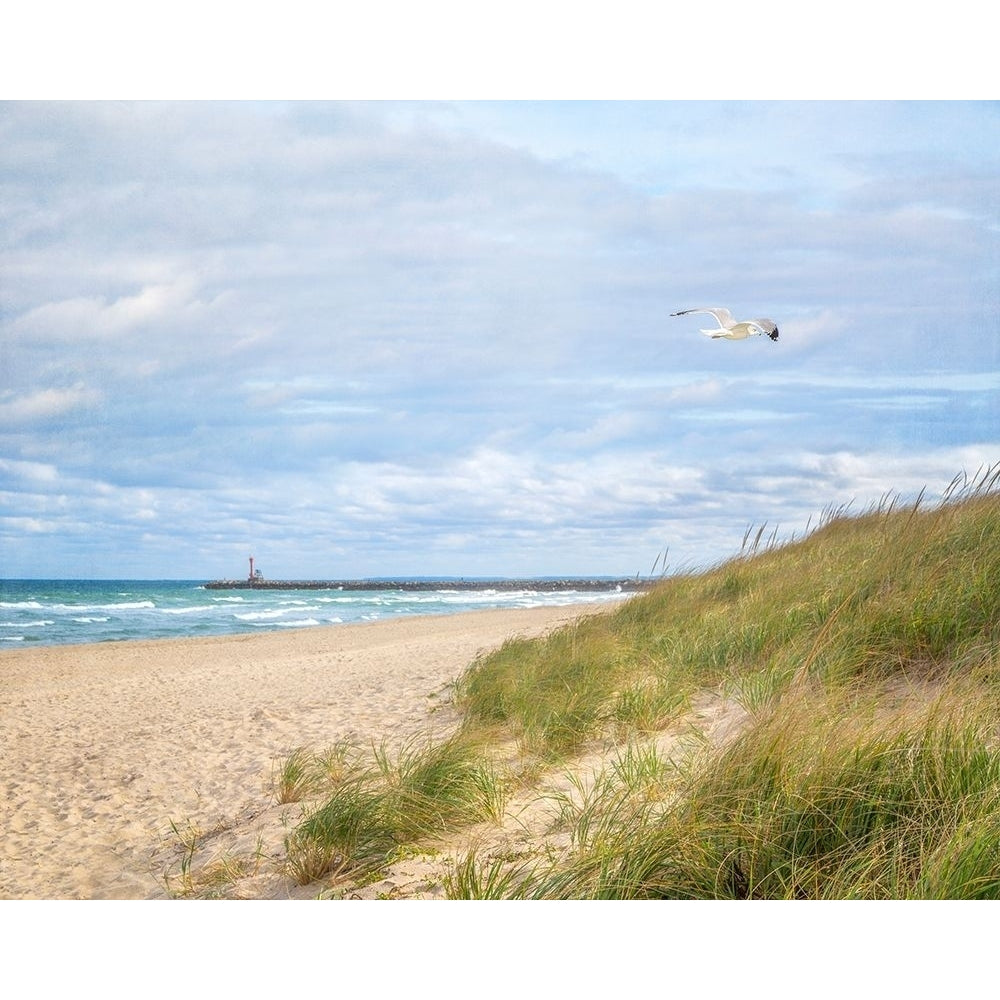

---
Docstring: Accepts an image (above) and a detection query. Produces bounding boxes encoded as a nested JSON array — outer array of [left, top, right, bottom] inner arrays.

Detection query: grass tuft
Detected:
[[284, 733, 507, 886]]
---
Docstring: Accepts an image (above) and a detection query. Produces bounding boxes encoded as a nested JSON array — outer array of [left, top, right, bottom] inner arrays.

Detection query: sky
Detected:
[[2, 34, 999, 581]]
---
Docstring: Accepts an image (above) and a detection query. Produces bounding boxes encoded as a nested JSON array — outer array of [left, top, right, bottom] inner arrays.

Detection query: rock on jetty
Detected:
[[203, 578, 651, 592]]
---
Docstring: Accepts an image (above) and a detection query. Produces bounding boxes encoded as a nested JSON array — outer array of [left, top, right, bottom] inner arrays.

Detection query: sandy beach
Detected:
[[1, 603, 608, 900]]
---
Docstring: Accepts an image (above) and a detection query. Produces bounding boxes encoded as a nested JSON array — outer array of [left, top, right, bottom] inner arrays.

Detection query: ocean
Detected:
[[0, 579, 635, 648]]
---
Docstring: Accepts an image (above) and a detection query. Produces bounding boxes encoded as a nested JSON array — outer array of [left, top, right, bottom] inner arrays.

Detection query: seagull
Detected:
[[671, 307, 779, 342]]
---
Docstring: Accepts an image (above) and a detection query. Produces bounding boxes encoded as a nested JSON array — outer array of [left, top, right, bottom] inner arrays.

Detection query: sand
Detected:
[[0, 603, 611, 900]]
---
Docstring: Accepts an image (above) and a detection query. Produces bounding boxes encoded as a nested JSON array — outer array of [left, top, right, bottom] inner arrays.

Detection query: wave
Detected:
[[250, 617, 321, 628], [0, 600, 157, 613], [234, 607, 320, 621]]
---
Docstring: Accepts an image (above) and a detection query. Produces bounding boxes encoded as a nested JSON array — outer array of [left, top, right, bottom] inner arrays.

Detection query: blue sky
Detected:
[[2, 97, 998, 579]]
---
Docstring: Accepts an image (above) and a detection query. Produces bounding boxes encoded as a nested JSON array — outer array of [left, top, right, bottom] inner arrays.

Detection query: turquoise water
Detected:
[[0, 579, 631, 648]]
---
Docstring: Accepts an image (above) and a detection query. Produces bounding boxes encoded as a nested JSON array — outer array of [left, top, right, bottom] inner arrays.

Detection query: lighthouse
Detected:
[[249, 555, 255, 582]]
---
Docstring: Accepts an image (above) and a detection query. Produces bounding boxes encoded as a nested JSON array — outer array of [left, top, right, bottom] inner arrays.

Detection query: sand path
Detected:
[[0, 604, 608, 899]]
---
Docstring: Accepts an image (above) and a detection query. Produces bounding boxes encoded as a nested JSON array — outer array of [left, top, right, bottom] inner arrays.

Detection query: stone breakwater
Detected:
[[203, 578, 651, 592]]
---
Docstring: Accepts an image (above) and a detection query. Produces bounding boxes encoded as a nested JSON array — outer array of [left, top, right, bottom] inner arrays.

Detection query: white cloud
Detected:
[[796, 446, 1000, 503], [0, 457, 61, 483], [10, 274, 210, 342], [0, 384, 102, 424]]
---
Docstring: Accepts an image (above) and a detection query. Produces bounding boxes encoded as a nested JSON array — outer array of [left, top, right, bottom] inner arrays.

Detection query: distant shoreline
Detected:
[[203, 577, 652, 592]]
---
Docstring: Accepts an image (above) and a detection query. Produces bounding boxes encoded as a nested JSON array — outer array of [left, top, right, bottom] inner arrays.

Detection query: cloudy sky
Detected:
[[2, 98, 998, 580]]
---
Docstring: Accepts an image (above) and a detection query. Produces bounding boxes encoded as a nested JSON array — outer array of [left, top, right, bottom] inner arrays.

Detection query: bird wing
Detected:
[[748, 318, 779, 341], [670, 307, 736, 329]]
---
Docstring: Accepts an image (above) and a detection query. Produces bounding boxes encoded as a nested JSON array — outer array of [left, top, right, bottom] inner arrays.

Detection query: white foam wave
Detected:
[[52, 601, 157, 612], [1, 619, 54, 628], [160, 605, 214, 615], [252, 617, 320, 628], [234, 608, 318, 621]]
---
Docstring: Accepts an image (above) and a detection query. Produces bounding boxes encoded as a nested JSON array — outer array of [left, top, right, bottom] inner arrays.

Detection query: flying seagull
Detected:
[[671, 307, 779, 341]]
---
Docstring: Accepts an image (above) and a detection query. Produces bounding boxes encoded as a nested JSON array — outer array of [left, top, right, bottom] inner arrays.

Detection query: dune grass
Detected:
[[465, 681, 1000, 899], [270, 741, 362, 805], [283, 465, 1000, 898], [283, 732, 507, 885]]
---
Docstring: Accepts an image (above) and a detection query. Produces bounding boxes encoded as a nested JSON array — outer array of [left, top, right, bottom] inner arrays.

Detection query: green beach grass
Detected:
[[266, 466, 1000, 899]]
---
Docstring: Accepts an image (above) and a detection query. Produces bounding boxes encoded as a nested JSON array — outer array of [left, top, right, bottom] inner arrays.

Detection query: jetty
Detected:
[[205, 558, 652, 593], [203, 577, 650, 593]]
